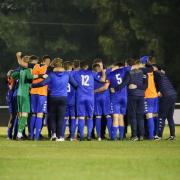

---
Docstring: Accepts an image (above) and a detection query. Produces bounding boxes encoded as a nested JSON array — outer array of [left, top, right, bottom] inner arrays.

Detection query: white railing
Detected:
[[0, 106, 9, 109], [1, 103, 180, 109]]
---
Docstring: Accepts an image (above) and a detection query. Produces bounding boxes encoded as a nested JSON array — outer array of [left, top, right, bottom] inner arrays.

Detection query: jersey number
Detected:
[[116, 74, 122, 85], [67, 83, 71, 92], [81, 75, 90, 86]]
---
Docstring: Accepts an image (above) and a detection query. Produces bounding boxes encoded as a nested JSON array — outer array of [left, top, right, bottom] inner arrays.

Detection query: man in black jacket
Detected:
[[153, 65, 177, 140]]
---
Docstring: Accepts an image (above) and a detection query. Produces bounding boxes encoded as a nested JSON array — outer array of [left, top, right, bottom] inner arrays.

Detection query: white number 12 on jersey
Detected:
[[116, 74, 122, 85], [81, 75, 90, 86]]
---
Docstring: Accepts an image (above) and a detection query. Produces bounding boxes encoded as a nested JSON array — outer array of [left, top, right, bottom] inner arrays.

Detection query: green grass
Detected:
[[0, 127, 180, 180]]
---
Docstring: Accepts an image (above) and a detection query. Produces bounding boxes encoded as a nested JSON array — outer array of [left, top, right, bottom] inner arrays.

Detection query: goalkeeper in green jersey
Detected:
[[11, 52, 47, 140]]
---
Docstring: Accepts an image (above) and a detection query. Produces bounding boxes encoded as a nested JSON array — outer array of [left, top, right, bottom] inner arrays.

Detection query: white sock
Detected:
[[17, 132, 22, 138]]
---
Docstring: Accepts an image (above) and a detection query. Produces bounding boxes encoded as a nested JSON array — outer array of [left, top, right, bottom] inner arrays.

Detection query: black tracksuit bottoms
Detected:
[[127, 96, 145, 138], [48, 96, 67, 138], [158, 95, 176, 137]]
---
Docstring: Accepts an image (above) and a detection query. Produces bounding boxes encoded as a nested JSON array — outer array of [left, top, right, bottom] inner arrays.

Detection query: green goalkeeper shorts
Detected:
[[17, 95, 30, 113]]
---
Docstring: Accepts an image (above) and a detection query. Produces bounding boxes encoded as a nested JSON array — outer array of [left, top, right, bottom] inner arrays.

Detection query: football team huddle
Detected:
[[6, 52, 177, 142]]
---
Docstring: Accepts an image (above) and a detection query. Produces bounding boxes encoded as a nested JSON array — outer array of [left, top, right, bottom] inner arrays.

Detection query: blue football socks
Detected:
[[119, 126, 124, 140], [70, 118, 76, 139], [147, 118, 155, 139], [30, 116, 36, 139], [95, 117, 101, 138], [35, 117, 43, 140]]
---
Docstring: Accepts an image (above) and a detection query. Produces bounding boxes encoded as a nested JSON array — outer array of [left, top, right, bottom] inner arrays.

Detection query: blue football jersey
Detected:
[[94, 71, 103, 89], [73, 69, 97, 99], [94, 71, 109, 96], [107, 67, 129, 98], [106, 68, 112, 76], [73, 69, 98, 117], [67, 71, 76, 105], [94, 71, 111, 116]]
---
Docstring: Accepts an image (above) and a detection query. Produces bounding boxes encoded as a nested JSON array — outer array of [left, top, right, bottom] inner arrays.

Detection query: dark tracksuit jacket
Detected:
[[154, 70, 177, 137], [115, 68, 148, 137]]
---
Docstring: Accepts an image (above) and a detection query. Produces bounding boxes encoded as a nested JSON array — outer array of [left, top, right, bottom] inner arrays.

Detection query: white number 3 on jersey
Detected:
[[81, 75, 90, 86], [67, 83, 71, 92], [116, 74, 122, 85]]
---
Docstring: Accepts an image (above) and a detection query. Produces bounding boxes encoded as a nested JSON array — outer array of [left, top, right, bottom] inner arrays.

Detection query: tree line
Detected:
[[0, 0, 180, 103]]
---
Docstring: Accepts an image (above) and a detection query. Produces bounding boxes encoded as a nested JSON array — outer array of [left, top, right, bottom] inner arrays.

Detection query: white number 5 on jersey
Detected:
[[116, 74, 122, 85], [81, 75, 90, 86]]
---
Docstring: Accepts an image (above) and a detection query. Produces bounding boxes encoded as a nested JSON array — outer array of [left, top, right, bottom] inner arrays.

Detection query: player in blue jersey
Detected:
[[62, 61, 77, 141], [112, 59, 148, 141], [93, 58, 112, 139], [73, 61, 106, 141], [6, 70, 19, 139], [72, 59, 81, 139], [93, 63, 112, 140], [107, 62, 130, 140]]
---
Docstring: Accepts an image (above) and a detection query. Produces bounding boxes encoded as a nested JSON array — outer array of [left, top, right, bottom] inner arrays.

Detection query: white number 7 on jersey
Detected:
[[81, 75, 90, 86]]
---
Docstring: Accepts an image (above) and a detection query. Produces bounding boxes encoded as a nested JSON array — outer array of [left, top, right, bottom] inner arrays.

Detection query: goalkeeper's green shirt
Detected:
[[12, 68, 33, 97]]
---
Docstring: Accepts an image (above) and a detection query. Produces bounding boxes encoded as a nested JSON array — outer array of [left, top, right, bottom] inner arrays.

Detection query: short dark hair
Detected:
[[148, 56, 156, 65], [41, 55, 52, 62], [125, 58, 133, 66], [152, 64, 163, 71], [80, 61, 89, 69], [64, 61, 73, 70], [134, 59, 141, 65], [73, 59, 80, 69], [113, 61, 124, 67], [126, 58, 140, 66], [22, 56, 30, 63], [92, 63, 101, 69], [93, 58, 103, 64], [29, 55, 39, 62]]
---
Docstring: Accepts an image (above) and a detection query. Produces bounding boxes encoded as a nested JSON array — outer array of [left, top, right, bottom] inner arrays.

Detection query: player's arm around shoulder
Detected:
[[69, 73, 78, 88], [11, 69, 20, 80], [26, 68, 48, 80], [92, 69, 106, 83], [94, 81, 110, 93], [115, 71, 130, 92], [99, 69, 106, 82], [31, 76, 50, 88]]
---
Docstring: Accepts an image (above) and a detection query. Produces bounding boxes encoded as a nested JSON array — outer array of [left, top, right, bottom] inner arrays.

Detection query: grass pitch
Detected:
[[0, 126, 180, 180]]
